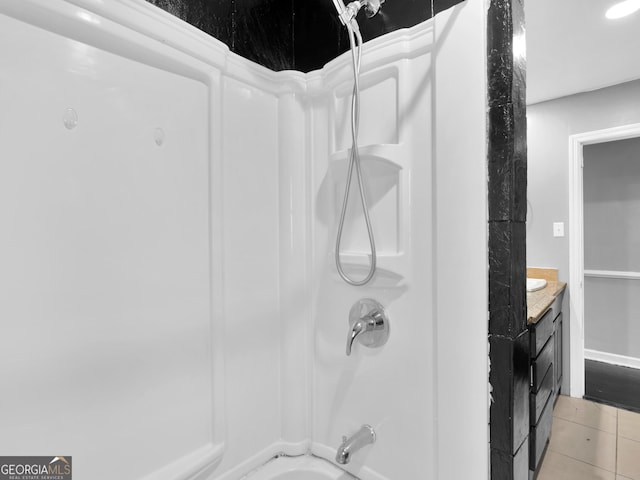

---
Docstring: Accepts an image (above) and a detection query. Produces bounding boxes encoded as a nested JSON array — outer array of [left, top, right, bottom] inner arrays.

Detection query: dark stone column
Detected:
[[487, 0, 528, 479]]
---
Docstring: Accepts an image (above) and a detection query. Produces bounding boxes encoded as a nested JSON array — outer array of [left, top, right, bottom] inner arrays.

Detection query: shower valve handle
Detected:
[[346, 299, 389, 356], [346, 318, 369, 356]]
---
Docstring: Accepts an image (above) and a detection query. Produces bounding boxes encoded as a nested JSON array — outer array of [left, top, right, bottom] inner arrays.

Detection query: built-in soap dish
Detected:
[[526, 278, 547, 292]]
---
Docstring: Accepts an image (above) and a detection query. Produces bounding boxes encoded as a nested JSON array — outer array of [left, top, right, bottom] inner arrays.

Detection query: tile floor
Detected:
[[537, 395, 640, 480]]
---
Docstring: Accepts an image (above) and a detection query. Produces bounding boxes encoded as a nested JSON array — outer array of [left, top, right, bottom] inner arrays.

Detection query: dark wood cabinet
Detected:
[[529, 293, 564, 476], [554, 312, 563, 396], [531, 343, 554, 426]]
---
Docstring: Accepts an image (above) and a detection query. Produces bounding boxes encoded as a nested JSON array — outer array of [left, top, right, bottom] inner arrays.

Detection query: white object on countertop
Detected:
[[527, 278, 548, 292]]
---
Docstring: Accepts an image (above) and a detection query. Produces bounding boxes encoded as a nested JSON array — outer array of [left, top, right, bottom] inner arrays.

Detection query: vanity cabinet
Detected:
[[529, 293, 564, 476], [554, 312, 562, 396]]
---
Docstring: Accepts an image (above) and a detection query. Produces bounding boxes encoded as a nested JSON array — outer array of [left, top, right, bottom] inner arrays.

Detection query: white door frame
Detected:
[[568, 123, 640, 398]]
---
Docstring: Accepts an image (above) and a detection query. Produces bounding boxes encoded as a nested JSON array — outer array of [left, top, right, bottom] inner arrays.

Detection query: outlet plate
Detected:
[[553, 222, 564, 237]]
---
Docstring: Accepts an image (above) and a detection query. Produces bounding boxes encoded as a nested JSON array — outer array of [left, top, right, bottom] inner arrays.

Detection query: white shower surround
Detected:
[[0, 0, 489, 479]]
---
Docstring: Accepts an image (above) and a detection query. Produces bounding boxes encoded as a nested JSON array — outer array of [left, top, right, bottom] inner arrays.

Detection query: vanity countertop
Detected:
[[527, 267, 567, 325]]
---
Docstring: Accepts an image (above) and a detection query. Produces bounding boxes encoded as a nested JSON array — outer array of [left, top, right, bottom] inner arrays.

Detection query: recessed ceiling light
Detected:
[[606, 0, 640, 19]]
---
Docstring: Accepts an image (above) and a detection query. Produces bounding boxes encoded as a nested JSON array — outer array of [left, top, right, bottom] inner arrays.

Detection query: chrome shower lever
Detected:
[[346, 318, 368, 355], [346, 299, 389, 356]]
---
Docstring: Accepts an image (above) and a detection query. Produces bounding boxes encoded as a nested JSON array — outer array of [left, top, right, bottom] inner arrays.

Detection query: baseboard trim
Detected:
[[585, 349, 640, 370]]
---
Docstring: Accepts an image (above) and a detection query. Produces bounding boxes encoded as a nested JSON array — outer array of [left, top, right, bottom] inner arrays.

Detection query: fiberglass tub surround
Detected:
[[0, 0, 489, 479], [243, 456, 357, 480]]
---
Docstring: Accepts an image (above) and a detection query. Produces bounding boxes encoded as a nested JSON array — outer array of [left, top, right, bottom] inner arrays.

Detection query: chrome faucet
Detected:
[[346, 299, 390, 356], [336, 424, 376, 464]]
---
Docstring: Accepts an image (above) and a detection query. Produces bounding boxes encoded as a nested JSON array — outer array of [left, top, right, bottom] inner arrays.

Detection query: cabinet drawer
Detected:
[[530, 392, 553, 472], [548, 292, 563, 325], [530, 308, 554, 357], [533, 335, 554, 392], [531, 363, 553, 426]]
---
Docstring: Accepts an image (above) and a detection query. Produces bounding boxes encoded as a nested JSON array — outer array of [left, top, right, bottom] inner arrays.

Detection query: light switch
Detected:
[[553, 222, 564, 237]]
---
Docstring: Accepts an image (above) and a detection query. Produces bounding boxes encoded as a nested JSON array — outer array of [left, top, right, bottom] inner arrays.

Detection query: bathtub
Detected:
[[243, 456, 357, 480]]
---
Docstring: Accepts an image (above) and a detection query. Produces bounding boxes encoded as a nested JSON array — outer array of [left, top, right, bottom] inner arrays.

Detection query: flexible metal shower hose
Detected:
[[334, 20, 377, 286]]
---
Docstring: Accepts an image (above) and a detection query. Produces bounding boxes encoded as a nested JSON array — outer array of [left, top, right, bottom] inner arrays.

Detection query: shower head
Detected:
[[331, 0, 386, 26], [363, 0, 385, 18]]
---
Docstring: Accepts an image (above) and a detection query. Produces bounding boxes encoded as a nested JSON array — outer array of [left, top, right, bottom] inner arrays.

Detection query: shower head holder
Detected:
[[332, 0, 386, 26]]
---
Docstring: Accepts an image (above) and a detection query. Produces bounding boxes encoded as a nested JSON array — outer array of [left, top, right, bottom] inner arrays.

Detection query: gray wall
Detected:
[[527, 79, 640, 380], [583, 138, 640, 358], [584, 277, 640, 358], [584, 138, 640, 271], [528, 79, 640, 276]]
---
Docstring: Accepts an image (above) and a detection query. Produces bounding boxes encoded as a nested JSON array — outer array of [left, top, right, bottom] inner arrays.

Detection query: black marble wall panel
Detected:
[[356, 0, 432, 44], [235, 0, 295, 71], [487, 4, 527, 224], [292, 0, 349, 72], [491, 437, 529, 480], [433, 0, 464, 14], [489, 221, 527, 338], [490, 331, 530, 454], [145, 0, 235, 49], [145, 0, 465, 72], [293, 0, 435, 71], [487, 0, 528, 479], [146, 0, 296, 70]]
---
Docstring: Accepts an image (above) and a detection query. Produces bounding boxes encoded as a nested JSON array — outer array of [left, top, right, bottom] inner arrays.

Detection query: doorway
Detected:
[[568, 123, 640, 400]]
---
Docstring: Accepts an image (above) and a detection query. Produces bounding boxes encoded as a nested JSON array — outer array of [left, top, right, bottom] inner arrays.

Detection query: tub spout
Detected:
[[335, 424, 376, 464]]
